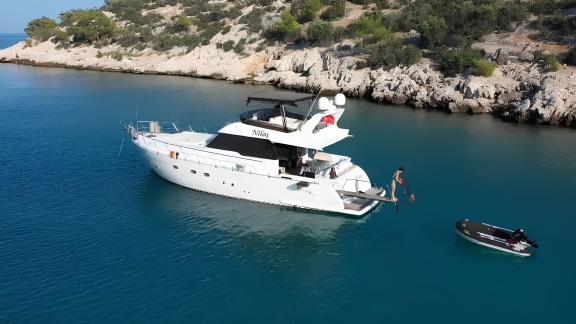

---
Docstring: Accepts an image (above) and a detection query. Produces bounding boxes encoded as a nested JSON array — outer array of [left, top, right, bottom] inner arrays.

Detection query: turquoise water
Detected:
[[0, 62, 575, 323], [0, 34, 25, 49]]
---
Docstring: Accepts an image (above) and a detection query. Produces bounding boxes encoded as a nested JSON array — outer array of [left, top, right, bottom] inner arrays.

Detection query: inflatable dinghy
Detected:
[[455, 219, 539, 257]]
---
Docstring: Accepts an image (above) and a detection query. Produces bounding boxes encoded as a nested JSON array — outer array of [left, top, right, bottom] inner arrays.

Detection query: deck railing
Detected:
[[135, 121, 183, 134]]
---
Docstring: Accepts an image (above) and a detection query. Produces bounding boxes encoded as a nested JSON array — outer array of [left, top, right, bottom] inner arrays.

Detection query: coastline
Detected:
[[2, 40, 575, 128]]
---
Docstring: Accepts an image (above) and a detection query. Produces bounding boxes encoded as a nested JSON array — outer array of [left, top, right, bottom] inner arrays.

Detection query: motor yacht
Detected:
[[128, 94, 389, 216]]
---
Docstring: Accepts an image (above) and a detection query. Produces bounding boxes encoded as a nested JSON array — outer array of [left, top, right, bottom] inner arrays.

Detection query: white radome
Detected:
[[334, 93, 346, 106], [318, 97, 332, 110]]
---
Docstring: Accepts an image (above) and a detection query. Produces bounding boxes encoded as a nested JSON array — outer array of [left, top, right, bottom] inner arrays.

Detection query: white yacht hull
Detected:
[[134, 137, 381, 217]]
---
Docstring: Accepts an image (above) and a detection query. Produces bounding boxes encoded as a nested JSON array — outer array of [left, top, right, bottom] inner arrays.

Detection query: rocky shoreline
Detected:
[[2, 40, 575, 128]]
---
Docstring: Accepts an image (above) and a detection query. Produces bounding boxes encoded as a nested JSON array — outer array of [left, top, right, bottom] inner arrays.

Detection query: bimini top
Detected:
[[219, 94, 351, 150], [246, 95, 317, 107]]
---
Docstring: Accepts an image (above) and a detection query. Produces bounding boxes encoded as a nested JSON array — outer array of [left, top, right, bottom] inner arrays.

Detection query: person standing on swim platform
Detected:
[[390, 167, 405, 202]]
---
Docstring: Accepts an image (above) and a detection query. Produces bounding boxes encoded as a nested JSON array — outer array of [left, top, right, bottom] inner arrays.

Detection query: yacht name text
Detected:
[[251, 130, 269, 138]]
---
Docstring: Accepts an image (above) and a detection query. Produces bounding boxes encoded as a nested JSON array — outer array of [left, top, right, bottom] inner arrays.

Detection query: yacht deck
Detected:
[[145, 131, 214, 148], [338, 187, 388, 211]]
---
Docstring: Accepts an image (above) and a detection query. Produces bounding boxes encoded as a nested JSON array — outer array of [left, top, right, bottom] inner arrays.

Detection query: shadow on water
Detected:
[[137, 171, 363, 241], [452, 236, 533, 262]]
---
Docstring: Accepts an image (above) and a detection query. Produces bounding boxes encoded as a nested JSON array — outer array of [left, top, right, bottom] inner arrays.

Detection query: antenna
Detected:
[[299, 86, 323, 130]]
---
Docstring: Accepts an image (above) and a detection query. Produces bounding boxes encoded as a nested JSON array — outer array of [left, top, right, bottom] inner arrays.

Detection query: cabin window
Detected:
[[173, 165, 178, 169], [204, 173, 210, 177], [191, 170, 196, 174], [207, 133, 278, 160]]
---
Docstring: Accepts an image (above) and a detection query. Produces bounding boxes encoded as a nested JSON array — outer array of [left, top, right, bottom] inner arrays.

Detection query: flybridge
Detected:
[[241, 95, 317, 133], [227, 93, 351, 150]]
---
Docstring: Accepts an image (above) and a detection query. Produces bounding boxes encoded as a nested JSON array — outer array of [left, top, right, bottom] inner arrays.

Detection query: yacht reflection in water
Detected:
[[139, 172, 372, 240]]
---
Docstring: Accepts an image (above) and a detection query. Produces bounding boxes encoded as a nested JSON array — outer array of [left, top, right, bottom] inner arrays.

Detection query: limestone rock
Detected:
[[1, 39, 575, 128]]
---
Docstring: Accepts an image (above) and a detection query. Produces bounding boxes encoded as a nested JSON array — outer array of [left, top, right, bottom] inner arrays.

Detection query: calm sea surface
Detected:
[[1, 48, 575, 322], [0, 34, 25, 49]]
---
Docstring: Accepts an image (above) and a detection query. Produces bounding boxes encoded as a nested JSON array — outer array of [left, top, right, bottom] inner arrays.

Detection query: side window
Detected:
[[207, 134, 277, 160]]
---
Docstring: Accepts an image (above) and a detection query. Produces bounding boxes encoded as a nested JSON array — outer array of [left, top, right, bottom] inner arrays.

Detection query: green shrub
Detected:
[[270, 10, 302, 42], [472, 59, 496, 77], [238, 7, 266, 33], [306, 21, 334, 46], [105, 0, 151, 26], [234, 38, 246, 54], [368, 40, 422, 69], [96, 51, 103, 58], [291, 0, 322, 23], [531, 14, 576, 42], [226, 6, 243, 20], [320, 0, 346, 21], [347, 14, 390, 45], [399, 44, 423, 66], [175, 15, 192, 31], [545, 55, 561, 71], [496, 2, 529, 31], [437, 47, 483, 76], [385, 0, 530, 47], [26, 17, 58, 41], [199, 23, 224, 43], [534, 50, 562, 72], [255, 42, 267, 52], [165, 15, 192, 34], [222, 40, 235, 52], [222, 25, 232, 35], [566, 47, 576, 66], [60, 10, 115, 45], [117, 29, 140, 48], [375, 0, 390, 10], [419, 16, 447, 48], [152, 34, 176, 51], [111, 51, 123, 61], [151, 33, 202, 51], [51, 31, 70, 46], [180, 35, 202, 52]]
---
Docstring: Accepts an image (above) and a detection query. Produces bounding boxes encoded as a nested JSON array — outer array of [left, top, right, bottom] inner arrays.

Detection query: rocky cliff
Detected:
[[2, 39, 575, 128]]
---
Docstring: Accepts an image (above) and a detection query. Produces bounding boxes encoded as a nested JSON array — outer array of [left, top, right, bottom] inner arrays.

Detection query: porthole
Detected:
[[231, 183, 234, 187], [204, 173, 210, 177], [191, 170, 197, 174]]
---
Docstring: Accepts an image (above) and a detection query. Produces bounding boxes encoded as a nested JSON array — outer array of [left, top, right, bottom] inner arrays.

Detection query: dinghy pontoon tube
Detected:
[[455, 219, 539, 257]]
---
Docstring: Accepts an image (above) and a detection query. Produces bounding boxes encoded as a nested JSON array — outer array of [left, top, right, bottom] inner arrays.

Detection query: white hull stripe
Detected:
[[456, 230, 531, 257]]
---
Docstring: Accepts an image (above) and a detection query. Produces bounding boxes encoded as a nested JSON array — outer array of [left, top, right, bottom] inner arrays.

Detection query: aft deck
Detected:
[[338, 187, 389, 211]]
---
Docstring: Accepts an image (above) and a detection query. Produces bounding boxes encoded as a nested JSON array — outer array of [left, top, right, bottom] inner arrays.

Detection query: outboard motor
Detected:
[[512, 229, 539, 248]]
